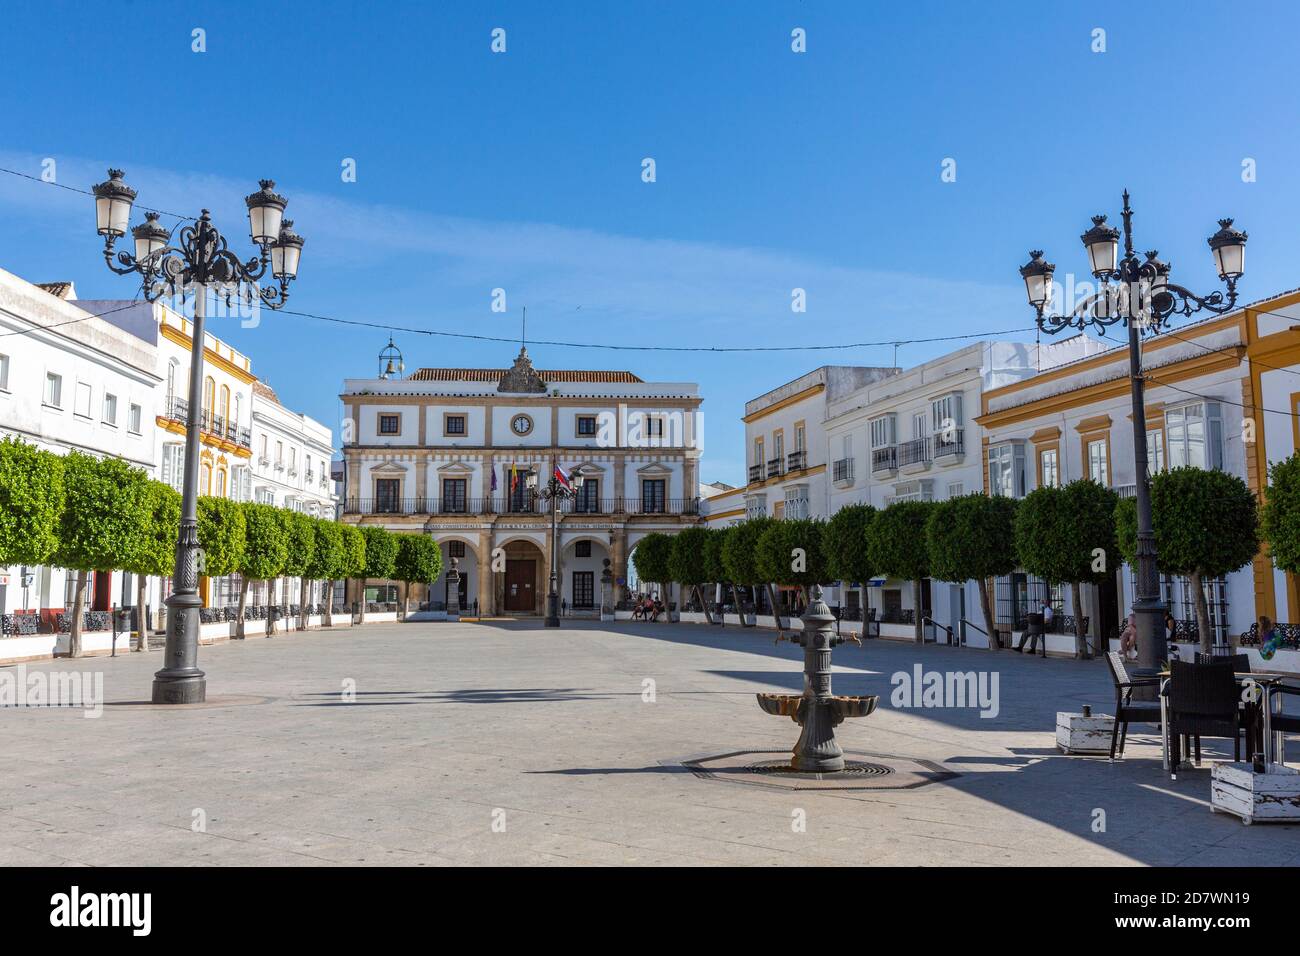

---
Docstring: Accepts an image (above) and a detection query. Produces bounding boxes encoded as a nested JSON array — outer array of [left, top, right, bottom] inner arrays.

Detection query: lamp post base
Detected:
[[545, 591, 561, 628], [151, 673, 207, 704], [153, 590, 206, 704]]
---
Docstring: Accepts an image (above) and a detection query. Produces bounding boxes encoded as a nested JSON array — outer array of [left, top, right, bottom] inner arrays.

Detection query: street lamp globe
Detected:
[[1019, 250, 1055, 309], [572, 472, 585, 491], [92, 168, 136, 237], [131, 212, 169, 264], [271, 219, 304, 280], [1080, 214, 1120, 277], [1207, 218, 1247, 280], [244, 179, 287, 246], [526, 467, 539, 492]]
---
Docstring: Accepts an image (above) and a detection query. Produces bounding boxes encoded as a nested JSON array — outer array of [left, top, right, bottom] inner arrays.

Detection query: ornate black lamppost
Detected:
[[526, 461, 585, 627], [1019, 191, 1245, 676], [92, 170, 304, 703]]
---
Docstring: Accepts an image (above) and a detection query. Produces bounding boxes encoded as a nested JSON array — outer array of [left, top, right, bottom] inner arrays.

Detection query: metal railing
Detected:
[[161, 396, 251, 448], [767, 457, 784, 479], [748, 464, 764, 484], [342, 496, 702, 516], [933, 428, 965, 458], [832, 457, 854, 482], [786, 449, 807, 472], [871, 446, 897, 472], [898, 437, 932, 468]]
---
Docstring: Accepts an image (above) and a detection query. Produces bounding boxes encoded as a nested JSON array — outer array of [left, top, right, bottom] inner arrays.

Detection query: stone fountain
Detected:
[[756, 585, 877, 772]]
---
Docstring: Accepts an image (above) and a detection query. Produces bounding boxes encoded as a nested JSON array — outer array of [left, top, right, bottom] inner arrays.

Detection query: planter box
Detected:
[[1211, 762, 1300, 824], [198, 621, 232, 645], [1056, 711, 1115, 755]]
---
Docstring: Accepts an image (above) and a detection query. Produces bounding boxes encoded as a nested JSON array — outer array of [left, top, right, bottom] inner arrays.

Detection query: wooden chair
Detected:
[[1105, 651, 1161, 760]]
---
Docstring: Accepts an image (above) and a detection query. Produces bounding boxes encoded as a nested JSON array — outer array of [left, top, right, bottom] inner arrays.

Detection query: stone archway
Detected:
[[496, 539, 545, 615]]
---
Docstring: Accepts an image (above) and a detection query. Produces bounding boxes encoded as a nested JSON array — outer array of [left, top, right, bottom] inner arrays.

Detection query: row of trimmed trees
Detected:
[[631, 462, 1285, 657], [0, 437, 443, 656]]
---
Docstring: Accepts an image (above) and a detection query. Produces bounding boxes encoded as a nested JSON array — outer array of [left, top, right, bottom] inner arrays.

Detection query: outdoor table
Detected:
[[1157, 669, 1299, 771]]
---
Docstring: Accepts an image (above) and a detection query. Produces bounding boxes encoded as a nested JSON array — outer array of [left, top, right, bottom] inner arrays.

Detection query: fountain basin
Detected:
[[756, 693, 879, 721]]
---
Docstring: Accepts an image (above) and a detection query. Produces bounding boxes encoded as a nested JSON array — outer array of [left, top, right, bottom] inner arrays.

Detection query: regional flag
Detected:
[[554, 464, 573, 492]]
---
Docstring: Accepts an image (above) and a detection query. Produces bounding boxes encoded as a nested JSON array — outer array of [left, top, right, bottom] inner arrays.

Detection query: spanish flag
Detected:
[[510, 462, 518, 493]]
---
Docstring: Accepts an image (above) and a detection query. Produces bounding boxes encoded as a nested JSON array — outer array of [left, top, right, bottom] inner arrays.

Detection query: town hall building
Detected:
[[339, 345, 703, 615]]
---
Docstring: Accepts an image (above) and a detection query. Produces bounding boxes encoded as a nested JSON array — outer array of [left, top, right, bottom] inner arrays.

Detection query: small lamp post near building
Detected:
[[600, 558, 614, 622], [92, 170, 305, 703], [526, 461, 585, 627], [1018, 190, 1245, 679], [446, 557, 461, 621]]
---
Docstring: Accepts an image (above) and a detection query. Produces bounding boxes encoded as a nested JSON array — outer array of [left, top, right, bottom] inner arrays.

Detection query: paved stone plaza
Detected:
[[2, 620, 1299, 866]]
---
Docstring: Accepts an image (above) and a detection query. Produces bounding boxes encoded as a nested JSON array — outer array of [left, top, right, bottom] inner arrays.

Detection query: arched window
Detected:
[[220, 384, 230, 430], [200, 461, 212, 495], [216, 467, 227, 498], [203, 377, 215, 429]]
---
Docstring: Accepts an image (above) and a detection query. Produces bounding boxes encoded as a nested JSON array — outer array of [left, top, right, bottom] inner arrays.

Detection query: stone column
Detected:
[[611, 529, 628, 603], [415, 459, 429, 511], [477, 531, 493, 616]]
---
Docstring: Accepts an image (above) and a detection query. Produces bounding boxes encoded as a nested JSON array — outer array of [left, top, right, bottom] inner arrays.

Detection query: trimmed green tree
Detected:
[[926, 493, 1018, 651], [631, 532, 675, 617], [281, 511, 317, 631], [339, 524, 368, 619], [197, 496, 246, 580], [756, 518, 828, 620], [235, 502, 289, 639], [53, 452, 149, 657], [702, 527, 731, 619], [1015, 479, 1118, 659], [866, 501, 936, 642], [0, 437, 64, 569], [1263, 452, 1300, 581], [1119, 466, 1259, 654], [358, 525, 399, 623], [122, 481, 181, 650], [721, 516, 773, 621], [668, 526, 712, 618], [394, 533, 443, 615], [823, 503, 877, 621], [306, 519, 345, 627]]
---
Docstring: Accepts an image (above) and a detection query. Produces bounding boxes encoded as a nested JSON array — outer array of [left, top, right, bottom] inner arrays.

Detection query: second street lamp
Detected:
[[1019, 190, 1245, 678], [92, 169, 305, 704], [526, 462, 585, 627]]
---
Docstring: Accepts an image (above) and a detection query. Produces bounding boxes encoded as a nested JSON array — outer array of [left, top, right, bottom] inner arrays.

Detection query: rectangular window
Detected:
[[1166, 402, 1222, 470], [641, 479, 667, 514], [1088, 439, 1108, 484], [947, 482, 964, 499], [74, 381, 91, 418], [575, 540, 592, 558], [375, 478, 401, 513], [44, 372, 62, 407], [445, 414, 466, 436], [260, 435, 268, 460], [646, 416, 664, 439], [575, 478, 599, 513], [576, 415, 597, 436], [449, 541, 466, 558], [572, 571, 594, 609], [773, 432, 784, 461], [128, 403, 142, 434], [869, 415, 894, 448], [794, 423, 806, 452], [276, 441, 284, 465], [931, 394, 963, 432], [912, 412, 928, 440], [379, 414, 400, 435], [441, 478, 467, 513], [1040, 448, 1059, 488], [988, 443, 1025, 498], [753, 438, 764, 465], [102, 393, 117, 425], [1147, 428, 1165, 474], [509, 476, 531, 513], [0, 353, 8, 390]]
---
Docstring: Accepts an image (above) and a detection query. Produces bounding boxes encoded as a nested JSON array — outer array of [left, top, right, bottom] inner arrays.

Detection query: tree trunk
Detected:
[[299, 576, 310, 631], [267, 581, 277, 636], [766, 582, 785, 630], [68, 569, 88, 659], [1190, 569, 1213, 655], [236, 576, 250, 639], [359, 578, 367, 623], [980, 578, 999, 651], [135, 574, 149, 651], [401, 580, 409, 621], [1072, 583, 1090, 659], [323, 580, 334, 627], [730, 583, 748, 627], [913, 578, 924, 643]]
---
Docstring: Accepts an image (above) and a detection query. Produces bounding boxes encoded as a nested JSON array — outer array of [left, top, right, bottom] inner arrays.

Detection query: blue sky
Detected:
[[2, 1, 1299, 484]]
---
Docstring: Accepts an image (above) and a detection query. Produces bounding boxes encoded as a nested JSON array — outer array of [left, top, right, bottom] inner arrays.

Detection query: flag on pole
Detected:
[[553, 464, 573, 493], [509, 462, 518, 493]]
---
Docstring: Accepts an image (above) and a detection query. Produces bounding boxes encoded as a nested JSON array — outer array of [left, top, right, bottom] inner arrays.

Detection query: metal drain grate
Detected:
[[746, 759, 894, 778]]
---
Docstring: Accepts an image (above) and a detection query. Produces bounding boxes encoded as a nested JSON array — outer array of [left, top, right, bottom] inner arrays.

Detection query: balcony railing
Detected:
[[898, 437, 932, 468], [871, 445, 898, 473], [162, 396, 251, 448], [786, 449, 807, 472], [832, 457, 854, 483], [748, 464, 764, 484], [767, 457, 784, 480], [342, 497, 702, 517], [933, 428, 965, 459]]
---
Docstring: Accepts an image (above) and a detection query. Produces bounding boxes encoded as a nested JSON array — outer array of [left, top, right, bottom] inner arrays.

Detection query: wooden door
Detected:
[[504, 560, 535, 612]]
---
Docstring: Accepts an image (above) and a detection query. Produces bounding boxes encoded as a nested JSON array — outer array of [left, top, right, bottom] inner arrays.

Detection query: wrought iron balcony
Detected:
[[162, 396, 251, 448], [871, 445, 898, 473], [832, 457, 854, 483], [786, 449, 807, 472], [748, 464, 764, 484], [341, 496, 702, 517], [898, 437, 932, 468], [767, 457, 784, 479], [933, 428, 965, 459]]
